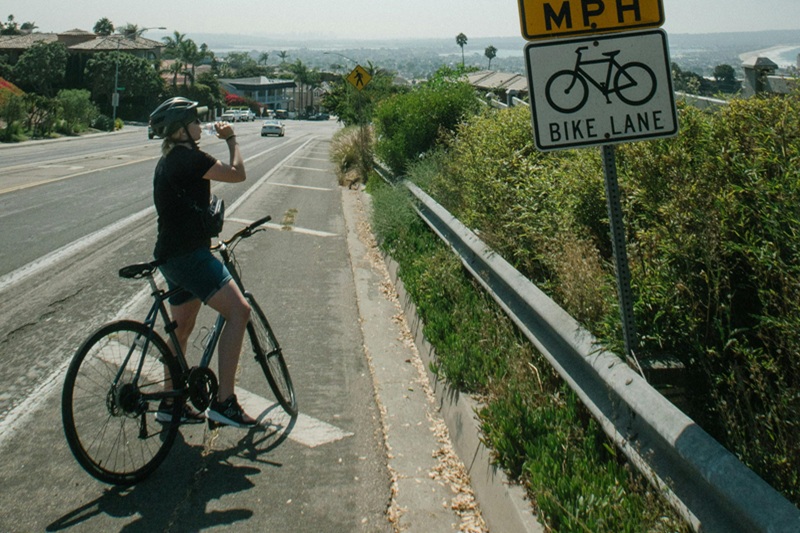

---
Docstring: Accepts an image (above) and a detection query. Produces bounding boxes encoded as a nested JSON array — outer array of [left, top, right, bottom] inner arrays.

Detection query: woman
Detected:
[[149, 96, 255, 428]]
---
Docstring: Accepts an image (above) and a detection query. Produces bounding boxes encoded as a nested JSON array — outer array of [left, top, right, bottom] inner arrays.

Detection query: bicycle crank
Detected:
[[187, 367, 218, 411]]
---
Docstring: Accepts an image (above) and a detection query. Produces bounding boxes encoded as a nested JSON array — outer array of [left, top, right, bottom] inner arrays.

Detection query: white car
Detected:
[[261, 119, 285, 137]]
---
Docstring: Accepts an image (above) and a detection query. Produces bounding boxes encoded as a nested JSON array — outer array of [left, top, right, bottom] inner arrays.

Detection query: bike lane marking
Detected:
[[82, 338, 352, 449]]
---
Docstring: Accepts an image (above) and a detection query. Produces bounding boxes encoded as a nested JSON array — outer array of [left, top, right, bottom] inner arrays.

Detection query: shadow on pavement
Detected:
[[46, 416, 296, 532]]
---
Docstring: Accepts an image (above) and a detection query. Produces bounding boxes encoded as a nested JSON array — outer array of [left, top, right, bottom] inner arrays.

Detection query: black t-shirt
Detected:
[[153, 145, 217, 260]]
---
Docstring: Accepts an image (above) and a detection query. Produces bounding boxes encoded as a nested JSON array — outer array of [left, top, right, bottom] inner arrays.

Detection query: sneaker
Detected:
[[206, 394, 257, 428], [156, 399, 205, 424]]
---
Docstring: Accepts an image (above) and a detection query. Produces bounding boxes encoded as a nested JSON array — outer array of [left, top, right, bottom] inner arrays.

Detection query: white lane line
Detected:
[[283, 165, 329, 172], [0, 208, 155, 294], [270, 182, 334, 192], [225, 218, 337, 238]]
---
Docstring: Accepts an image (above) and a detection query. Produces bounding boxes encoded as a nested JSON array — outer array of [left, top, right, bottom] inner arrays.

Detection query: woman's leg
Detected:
[[206, 280, 251, 402], [163, 298, 201, 392], [169, 298, 202, 356]]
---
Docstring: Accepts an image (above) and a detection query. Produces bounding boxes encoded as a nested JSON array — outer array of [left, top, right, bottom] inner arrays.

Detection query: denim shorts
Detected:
[[158, 247, 232, 306]]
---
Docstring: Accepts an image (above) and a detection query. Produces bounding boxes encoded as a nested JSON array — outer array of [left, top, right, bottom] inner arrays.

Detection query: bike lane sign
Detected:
[[525, 29, 677, 151]]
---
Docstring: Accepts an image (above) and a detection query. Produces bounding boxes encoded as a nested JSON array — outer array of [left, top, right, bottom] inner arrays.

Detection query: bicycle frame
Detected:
[[568, 47, 632, 103]]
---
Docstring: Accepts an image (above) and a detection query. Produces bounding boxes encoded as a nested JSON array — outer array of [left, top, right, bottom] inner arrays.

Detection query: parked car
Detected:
[[220, 111, 236, 122], [260, 119, 285, 137]]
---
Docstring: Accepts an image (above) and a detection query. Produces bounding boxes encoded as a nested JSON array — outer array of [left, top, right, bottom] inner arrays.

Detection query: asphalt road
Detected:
[[0, 120, 397, 532]]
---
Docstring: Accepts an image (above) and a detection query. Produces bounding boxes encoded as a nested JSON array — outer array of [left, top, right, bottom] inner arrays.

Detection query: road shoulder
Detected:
[[343, 187, 487, 532]]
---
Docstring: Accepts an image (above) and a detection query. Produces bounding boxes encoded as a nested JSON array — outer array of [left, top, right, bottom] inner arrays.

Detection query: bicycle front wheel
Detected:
[[615, 62, 657, 106], [245, 294, 297, 416], [61, 320, 182, 485]]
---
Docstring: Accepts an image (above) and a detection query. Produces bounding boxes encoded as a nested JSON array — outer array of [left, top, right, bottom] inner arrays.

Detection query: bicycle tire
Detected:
[[614, 62, 657, 106], [545, 70, 589, 114], [245, 294, 297, 416], [61, 320, 182, 485]]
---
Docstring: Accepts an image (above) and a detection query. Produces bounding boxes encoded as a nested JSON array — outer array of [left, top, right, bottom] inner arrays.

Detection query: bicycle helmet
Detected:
[[149, 96, 208, 139]]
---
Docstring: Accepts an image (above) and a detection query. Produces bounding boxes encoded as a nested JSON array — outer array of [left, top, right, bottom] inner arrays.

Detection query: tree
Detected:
[[84, 52, 164, 120], [93, 18, 114, 35], [456, 33, 468, 67], [484, 45, 497, 70], [286, 59, 320, 115], [713, 63, 740, 94], [1, 15, 34, 35], [374, 66, 480, 174], [56, 89, 98, 134], [118, 23, 139, 38], [278, 50, 288, 64], [180, 39, 204, 87], [11, 41, 69, 96], [259, 52, 269, 66], [161, 31, 187, 60]]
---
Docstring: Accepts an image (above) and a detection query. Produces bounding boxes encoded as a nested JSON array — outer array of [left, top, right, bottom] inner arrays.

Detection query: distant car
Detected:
[[309, 113, 330, 121], [220, 112, 236, 122], [261, 119, 285, 137]]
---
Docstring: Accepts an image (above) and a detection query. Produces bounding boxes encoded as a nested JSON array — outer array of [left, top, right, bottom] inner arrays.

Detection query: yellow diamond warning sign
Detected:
[[518, 0, 664, 40], [347, 65, 372, 90]]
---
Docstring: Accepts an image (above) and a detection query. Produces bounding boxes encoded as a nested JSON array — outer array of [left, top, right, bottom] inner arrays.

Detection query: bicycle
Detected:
[[545, 45, 657, 114], [61, 215, 297, 485]]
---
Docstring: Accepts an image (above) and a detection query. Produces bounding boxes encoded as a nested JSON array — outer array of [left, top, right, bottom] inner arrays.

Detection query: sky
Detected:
[[4, 0, 800, 41]]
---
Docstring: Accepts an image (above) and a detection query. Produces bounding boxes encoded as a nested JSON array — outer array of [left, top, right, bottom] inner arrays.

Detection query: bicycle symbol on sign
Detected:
[[545, 46, 657, 114]]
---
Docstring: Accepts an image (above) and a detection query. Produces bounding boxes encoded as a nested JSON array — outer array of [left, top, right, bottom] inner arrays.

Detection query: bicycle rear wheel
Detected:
[[61, 320, 182, 485], [245, 294, 297, 416]]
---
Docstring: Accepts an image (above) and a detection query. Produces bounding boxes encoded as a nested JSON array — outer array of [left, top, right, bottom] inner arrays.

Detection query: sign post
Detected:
[[520, 4, 676, 372]]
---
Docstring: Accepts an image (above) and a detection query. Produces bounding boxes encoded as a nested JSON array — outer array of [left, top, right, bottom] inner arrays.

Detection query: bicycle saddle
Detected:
[[119, 262, 160, 279]]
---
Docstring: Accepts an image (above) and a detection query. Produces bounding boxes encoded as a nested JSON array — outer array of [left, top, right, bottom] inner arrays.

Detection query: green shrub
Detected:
[[373, 68, 480, 175], [56, 89, 98, 134], [92, 114, 114, 132], [406, 95, 800, 505]]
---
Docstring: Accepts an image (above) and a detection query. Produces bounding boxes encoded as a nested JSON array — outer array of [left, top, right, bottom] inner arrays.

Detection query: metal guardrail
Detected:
[[373, 163, 800, 533]]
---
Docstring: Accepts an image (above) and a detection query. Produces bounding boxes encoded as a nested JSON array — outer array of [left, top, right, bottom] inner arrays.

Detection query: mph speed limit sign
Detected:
[[525, 29, 678, 151]]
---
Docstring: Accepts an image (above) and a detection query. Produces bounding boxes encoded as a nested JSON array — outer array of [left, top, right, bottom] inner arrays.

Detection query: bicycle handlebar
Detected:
[[214, 215, 272, 249]]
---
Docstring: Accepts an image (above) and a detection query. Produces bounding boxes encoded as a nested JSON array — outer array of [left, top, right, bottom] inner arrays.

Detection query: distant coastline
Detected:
[[739, 45, 800, 67]]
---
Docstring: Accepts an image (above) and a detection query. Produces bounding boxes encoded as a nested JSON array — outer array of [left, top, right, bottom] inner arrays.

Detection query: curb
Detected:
[[384, 255, 544, 533]]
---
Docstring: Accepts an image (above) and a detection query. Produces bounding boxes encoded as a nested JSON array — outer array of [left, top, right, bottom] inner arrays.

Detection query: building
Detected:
[[218, 76, 296, 116], [0, 29, 163, 88], [742, 56, 800, 97], [465, 70, 529, 105]]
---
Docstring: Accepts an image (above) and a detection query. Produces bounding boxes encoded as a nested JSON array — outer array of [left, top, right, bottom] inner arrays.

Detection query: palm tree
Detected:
[[180, 39, 204, 87], [484, 45, 497, 70], [456, 33, 468, 67], [166, 59, 185, 89], [93, 18, 114, 36], [161, 31, 187, 60], [259, 52, 269, 66], [278, 50, 288, 64], [118, 23, 139, 38]]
